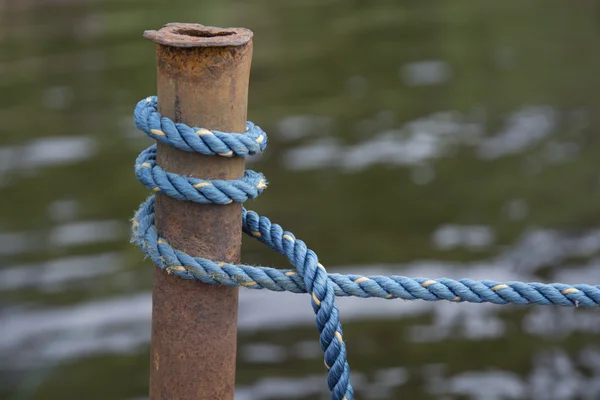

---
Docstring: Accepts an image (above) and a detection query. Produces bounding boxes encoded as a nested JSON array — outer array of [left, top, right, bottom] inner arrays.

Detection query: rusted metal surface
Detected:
[[145, 23, 253, 400], [144, 22, 252, 47]]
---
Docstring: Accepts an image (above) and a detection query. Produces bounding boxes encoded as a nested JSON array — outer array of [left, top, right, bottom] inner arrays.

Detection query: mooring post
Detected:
[[143, 23, 253, 399]]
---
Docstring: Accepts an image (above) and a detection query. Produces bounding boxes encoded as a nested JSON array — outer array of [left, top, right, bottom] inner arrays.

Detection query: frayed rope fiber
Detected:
[[131, 96, 600, 400]]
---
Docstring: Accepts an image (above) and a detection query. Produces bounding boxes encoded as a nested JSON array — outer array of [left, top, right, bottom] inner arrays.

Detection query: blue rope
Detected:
[[135, 145, 268, 204], [131, 96, 600, 400], [134, 96, 267, 157]]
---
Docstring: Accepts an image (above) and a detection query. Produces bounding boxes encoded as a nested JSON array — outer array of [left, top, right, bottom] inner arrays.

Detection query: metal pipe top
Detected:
[[143, 23, 253, 48]]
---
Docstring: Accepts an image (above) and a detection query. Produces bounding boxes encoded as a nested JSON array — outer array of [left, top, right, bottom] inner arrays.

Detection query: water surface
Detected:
[[1, 1, 600, 399]]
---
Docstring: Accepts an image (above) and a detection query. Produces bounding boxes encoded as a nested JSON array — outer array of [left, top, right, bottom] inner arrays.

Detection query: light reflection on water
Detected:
[[235, 350, 600, 400], [283, 104, 563, 172], [0, 219, 127, 256], [431, 224, 496, 250], [0, 0, 599, 399], [429, 348, 600, 400], [0, 252, 121, 291], [0, 137, 96, 176]]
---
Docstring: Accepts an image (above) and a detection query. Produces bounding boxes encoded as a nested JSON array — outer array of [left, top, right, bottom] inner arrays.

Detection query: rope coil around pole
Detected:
[[131, 96, 600, 400]]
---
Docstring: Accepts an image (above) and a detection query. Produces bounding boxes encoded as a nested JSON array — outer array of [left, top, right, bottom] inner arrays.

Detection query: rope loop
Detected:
[[134, 96, 267, 157], [135, 145, 268, 204]]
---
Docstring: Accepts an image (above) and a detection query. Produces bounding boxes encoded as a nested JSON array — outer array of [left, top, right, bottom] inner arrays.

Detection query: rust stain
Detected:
[[144, 23, 252, 48]]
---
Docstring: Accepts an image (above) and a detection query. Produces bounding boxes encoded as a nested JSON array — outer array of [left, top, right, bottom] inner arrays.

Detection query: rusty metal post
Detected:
[[143, 23, 253, 400]]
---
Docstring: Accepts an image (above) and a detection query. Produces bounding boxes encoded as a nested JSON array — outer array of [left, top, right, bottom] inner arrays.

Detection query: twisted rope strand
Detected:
[[135, 145, 268, 204], [131, 96, 598, 400], [134, 96, 267, 157], [132, 197, 600, 308]]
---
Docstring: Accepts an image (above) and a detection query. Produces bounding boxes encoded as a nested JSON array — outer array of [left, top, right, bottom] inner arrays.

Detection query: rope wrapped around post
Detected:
[[131, 96, 600, 400]]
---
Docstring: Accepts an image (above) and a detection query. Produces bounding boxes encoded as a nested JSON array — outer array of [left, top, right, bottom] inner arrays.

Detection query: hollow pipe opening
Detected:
[[144, 23, 253, 47], [174, 28, 235, 38]]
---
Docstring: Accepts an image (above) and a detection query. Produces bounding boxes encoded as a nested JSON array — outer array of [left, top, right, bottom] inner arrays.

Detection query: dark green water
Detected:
[[1, 1, 600, 399]]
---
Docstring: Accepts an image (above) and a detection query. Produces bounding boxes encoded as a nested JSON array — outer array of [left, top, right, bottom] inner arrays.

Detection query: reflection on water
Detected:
[[430, 348, 600, 400], [283, 109, 483, 171], [275, 115, 333, 142], [400, 60, 452, 87], [432, 224, 496, 250], [237, 349, 600, 400], [0, 137, 96, 189], [283, 104, 563, 171], [0, 219, 126, 256], [1, 0, 599, 399], [477, 106, 557, 160], [0, 252, 121, 291]]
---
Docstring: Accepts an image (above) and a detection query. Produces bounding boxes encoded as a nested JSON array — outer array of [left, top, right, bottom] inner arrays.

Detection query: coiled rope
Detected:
[[131, 96, 600, 400]]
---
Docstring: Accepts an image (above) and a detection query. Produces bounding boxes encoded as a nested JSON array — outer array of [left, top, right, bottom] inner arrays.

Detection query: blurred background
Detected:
[[1, 0, 600, 399]]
